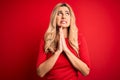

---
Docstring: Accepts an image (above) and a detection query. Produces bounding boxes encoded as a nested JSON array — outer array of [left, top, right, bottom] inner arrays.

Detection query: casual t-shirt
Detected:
[[36, 34, 90, 80]]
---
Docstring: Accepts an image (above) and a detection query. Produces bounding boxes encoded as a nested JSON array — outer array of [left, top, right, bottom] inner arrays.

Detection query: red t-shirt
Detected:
[[36, 34, 90, 80]]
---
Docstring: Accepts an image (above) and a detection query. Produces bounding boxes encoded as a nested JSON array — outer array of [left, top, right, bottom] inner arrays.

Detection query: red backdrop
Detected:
[[1, 0, 120, 80]]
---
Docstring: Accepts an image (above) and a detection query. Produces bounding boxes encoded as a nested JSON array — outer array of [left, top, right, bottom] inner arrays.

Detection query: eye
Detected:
[[57, 11, 62, 16], [65, 11, 70, 16], [66, 12, 70, 15]]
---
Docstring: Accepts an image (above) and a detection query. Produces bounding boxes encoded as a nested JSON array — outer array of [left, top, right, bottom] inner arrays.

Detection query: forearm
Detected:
[[37, 51, 61, 77], [64, 49, 90, 76]]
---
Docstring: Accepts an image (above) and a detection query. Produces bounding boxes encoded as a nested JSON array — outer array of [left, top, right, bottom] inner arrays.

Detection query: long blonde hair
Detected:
[[44, 3, 79, 54]]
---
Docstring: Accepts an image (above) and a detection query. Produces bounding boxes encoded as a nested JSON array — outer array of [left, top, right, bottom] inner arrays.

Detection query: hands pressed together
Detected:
[[57, 27, 69, 54]]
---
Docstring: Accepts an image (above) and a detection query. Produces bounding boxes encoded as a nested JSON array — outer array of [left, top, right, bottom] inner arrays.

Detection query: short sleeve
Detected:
[[36, 39, 47, 68], [78, 34, 91, 68]]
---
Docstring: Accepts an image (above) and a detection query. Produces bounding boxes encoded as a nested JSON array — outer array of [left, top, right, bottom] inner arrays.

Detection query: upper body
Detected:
[[36, 3, 90, 80]]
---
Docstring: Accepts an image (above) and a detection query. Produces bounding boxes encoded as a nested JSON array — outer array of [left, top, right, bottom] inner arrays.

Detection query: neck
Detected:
[[62, 27, 68, 38]]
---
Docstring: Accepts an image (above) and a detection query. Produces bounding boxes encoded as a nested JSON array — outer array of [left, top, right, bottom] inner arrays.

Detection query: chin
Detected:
[[62, 26, 69, 28], [61, 25, 70, 28]]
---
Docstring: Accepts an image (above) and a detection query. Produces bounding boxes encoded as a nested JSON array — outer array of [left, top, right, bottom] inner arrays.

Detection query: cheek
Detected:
[[56, 17, 60, 25], [67, 18, 70, 25]]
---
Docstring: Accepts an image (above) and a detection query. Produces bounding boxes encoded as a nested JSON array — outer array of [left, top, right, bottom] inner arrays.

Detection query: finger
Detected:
[[59, 29, 63, 39], [59, 27, 62, 32], [60, 31, 64, 39]]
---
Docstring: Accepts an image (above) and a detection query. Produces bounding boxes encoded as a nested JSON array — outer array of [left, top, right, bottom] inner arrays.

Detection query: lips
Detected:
[[60, 21, 67, 24]]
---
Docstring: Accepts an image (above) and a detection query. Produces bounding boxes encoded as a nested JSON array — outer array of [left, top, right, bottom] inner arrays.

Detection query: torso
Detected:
[[44, 38, 79, 80]]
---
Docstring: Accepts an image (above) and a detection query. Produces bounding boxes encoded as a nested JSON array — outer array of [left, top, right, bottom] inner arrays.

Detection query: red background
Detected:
[[0, 0, 120, 80]]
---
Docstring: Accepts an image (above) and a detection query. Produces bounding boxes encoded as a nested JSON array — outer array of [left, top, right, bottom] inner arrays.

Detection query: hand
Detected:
[[59, 28, 69, 52], [56, 27, 63, 54]]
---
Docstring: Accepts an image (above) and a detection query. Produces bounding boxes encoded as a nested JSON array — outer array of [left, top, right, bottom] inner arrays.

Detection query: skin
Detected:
[[56, 6, 70, 29], [37, 6, 90, 78]]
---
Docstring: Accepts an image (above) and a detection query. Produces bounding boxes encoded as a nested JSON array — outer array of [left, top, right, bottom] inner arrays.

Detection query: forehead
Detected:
[[58, 6, 70, 12]]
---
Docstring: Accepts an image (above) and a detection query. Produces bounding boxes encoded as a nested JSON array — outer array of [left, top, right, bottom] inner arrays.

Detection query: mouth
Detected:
[[60, 21, 67, 24]]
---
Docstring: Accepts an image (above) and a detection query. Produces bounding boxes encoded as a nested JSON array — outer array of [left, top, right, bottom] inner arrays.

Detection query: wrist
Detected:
[[55, 50, 61, 55], [64, 48, 69, 53]]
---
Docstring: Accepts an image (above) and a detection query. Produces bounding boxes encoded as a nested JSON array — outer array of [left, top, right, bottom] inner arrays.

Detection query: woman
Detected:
[[36, 3, 90, 80]]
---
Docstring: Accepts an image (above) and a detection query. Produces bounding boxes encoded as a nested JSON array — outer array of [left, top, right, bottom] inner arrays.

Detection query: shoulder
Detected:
[[40, 38, 45, 45], [78, 33, 85, 45], [39, 38, 45, 52]]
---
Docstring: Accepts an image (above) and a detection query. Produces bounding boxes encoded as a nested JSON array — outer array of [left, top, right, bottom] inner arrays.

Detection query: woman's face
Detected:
[[56, 6, 70, 28]]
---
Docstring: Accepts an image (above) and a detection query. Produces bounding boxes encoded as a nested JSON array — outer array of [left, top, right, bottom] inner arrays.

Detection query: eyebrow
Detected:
[[58, 10, 70, 13], [65, 11, 69, 13]]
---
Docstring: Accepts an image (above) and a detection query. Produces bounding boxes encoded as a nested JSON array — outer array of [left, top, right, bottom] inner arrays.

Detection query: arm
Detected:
[[37, 29, 63, 77], [64, 49, 90, 76], [37, 50, 61, 77], [60, 29, 90, 76]]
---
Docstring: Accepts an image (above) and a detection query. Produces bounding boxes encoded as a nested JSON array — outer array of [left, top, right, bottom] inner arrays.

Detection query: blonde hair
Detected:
[[44, 3, 79, 54]]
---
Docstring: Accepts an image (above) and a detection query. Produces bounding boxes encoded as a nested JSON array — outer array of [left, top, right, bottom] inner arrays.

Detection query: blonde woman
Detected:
[[36, 3, 90, 80]]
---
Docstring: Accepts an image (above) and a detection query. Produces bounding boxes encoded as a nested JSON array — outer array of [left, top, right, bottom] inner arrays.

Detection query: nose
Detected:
[[62, 14, 66, 19]]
